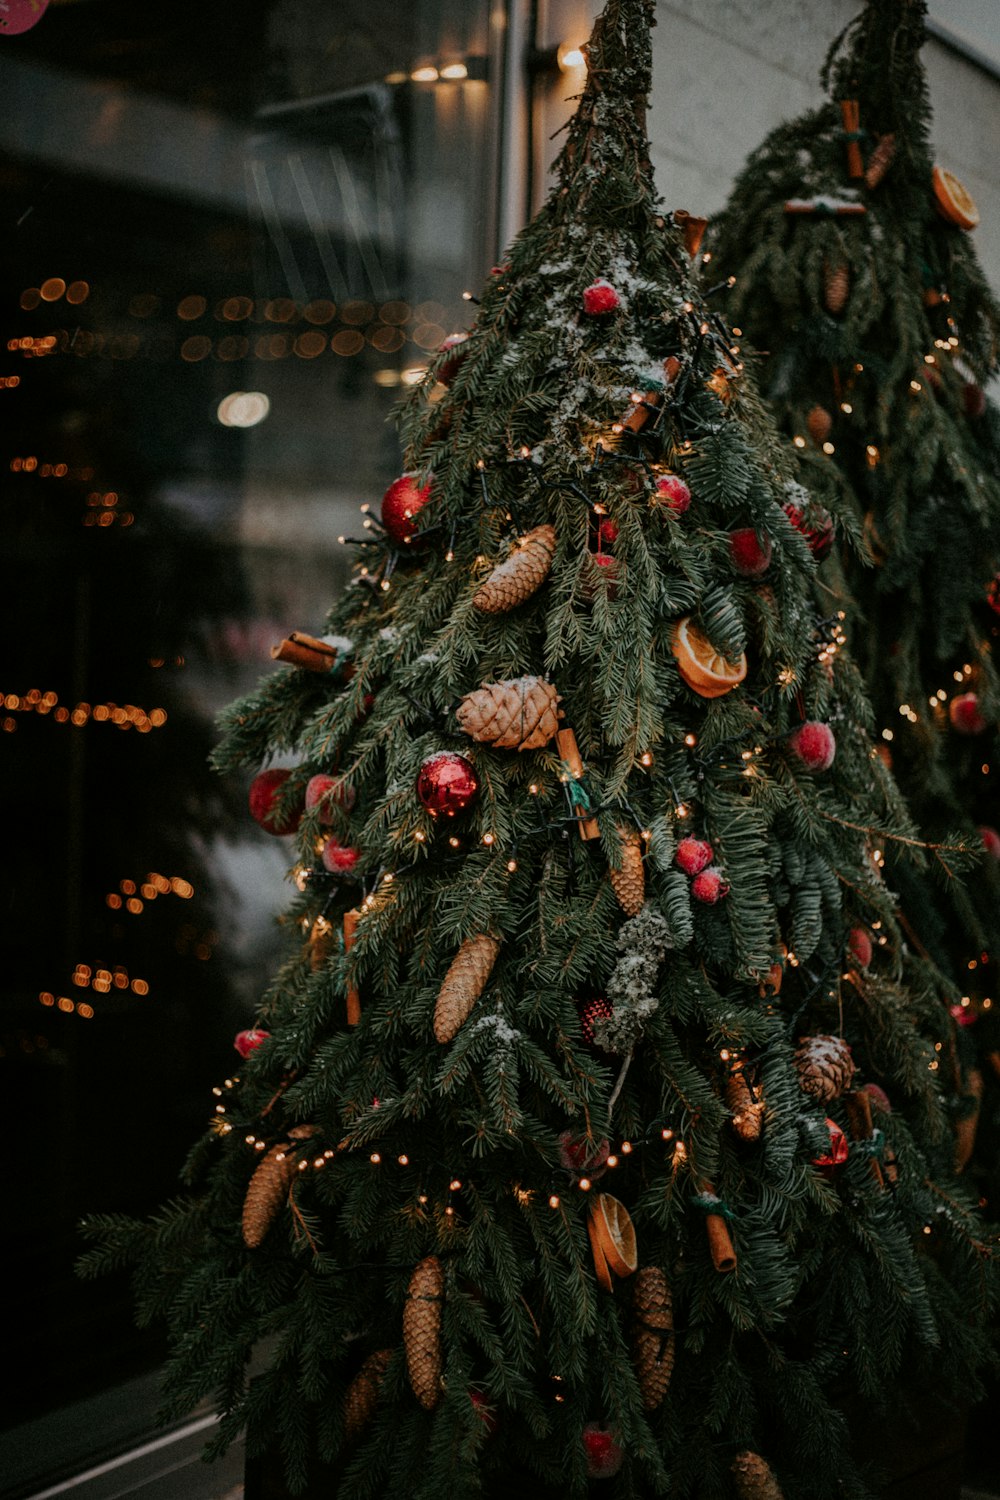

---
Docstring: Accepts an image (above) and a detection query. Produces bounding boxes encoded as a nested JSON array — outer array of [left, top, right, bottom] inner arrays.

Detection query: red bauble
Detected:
[[783, 501, 834, 560], [577, 995, 613, 1049], [586, 552, 619, 599], [234, 1027, 270, 1058], [469, 1390, 498, 1435], [582, 279, 621, 315], [949, 692, 987, 734], [676, 837, 713, 876], [862, 1082, 892, 1113], [380, 474, 433, 545], [788, 721, 837, 772], [729, 528, 773, 577], [321, 840, 361, 874], [305, 773, 356, 821], [558, 1130, 611, 1177], [847, 926, 873, 968], [249, 768, 303, 835], [436, 332, 469, 385], [986, 575, 1000, 616], [582, 1423, 625, 1479], [813, 1117, 849, 1171], [691, 866, 727, 904], [416, 751, 480, 816], [979, 825, 1000, 859], [598, 518, 619, 544], [654, 475, 691, 514], [963, 382, 987, 419]]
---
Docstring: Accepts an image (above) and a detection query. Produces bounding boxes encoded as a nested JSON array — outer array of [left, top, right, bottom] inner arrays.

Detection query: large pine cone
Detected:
[[456, 676, 561, 750], [731, 1450, 784, 1499], [726, 1068, 765, 1142], [434, 933, 501, 1043], [610, 827, 645, 916], [403, 1256, 444, 1410], [473, 525, 556, 613], [241, 1125, 315, 1248], [794, 1034, 856, 1101], [631, 1267, 674, 1409], [864, 132, 896, 189], [344, 1348, 393, 1440], [823, 261, 849, 315]]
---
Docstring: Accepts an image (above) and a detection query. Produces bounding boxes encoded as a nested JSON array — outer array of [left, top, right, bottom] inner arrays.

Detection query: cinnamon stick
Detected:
[[556, 728, 600, 840], [272, 632, 338, 673], [783, 200, 866, 216], [673, 210, 707, 258], [839, 100, 864, 178], [343, 907, 362, 1025], [844, 1090, 885, 1190], [700, 1183, 737, 1272]]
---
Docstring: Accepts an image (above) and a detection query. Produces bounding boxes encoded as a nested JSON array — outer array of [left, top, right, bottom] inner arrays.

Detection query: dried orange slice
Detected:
[[932, 165, 979, 230], [670, 616, 747, 698], [588, 1193, 638, 1286]]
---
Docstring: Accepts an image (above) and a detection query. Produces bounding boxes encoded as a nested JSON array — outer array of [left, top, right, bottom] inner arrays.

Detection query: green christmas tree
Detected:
[[710, 0, 1000, 1208], [80, 4, 998, 1495]]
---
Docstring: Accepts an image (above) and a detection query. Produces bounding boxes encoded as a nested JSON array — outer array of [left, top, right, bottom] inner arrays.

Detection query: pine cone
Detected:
[[456, 676, 562, 750], [726, 1069, 765, 1142], [731, 1450, 784, 1500], [403, 1256, 444, 1410], [794, 1034, 856, 1101], [434, 933, 501, 1043], [472, 525, 556, 613], [241, 1126, 315, 1248], [806, 404, 832, 444], [344, 1348, 393, 1440], [823, 261, 849, 315], [864, 132, 896, 189], [631, 1267, 674, 1409], [610, 827, 645, 916]]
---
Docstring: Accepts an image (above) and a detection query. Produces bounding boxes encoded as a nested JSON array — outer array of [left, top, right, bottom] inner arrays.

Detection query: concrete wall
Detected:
[[533, 0, 1000, 295]]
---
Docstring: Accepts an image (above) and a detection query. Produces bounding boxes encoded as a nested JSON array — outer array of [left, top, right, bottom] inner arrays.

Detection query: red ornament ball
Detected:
[[436, 332, 469, 385], [582, 279, 621, 315], [847, 926, 873, 968], [587, 552, 619, 599], [654, 474, 691, 514], [305, 773, 356, 821], [949, 692, 987, 734], [979, 825, 1000, 859], [598, 518, 619, 544], [582, 1423, 625, 1480], [234, 1027, 270, 1058], [729, 527, 773, 577], [469, 1390, 498, 1435], [788, 721, 837, 772], [783, 501, 834, 560], [986, 575, 1000, 616], [380, 474, 433, 545], [862, 1081, 892, 1113], [416, 751, 480, 816], [676, 837, 714, 876], [691, 866, 727, 904], [249, 768, 303, 835], [577, 995, 613, 1049], [321, 840, 361, 874], [558, 1130, 610, 1177], [813, 1117, 849, 1171]]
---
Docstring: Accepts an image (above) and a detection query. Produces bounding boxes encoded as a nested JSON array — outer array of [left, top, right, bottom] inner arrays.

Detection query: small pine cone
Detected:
[[631, 1267, 674, 1410], [403, 1256, 444, 1410], [434, 933, 501, 1043], [806, 404, 832, 444], [242, 1126, 315, 1248], [823, 261, 849, 315], [344, 1348, 393, 1440], [794, 1034, 856, 1102], [864, 132, 896, 189], [610, 827, 645, 916], [731, 1450, 784, 1500], [726, 1070, 765, 1142], [456, 676, 562, 750], [472, 525, 556, 613]]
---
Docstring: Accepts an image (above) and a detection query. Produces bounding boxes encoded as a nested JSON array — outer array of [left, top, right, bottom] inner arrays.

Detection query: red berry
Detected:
[[305, 773, 356, 821], [949, 692, 987, 734], [321, 840, 361, 874], [729, 527, 773, 577], [847, 926, 873, 968], [234, 1027, 270, 1058], [380, 474, 432, 545], [691, 867, 727, 904], [783, 501, 834, 560], [788, 721, 837, 772], [582, 1423, 624, 1479], [582, 279, 621, 315], [436, 332, 468, 385], [558, 1131, 610, 1176], [654, 475, 691, 513], [676, 837, 713, 876], [249, 768, 303, 835], [979, 825, 1000, 859]]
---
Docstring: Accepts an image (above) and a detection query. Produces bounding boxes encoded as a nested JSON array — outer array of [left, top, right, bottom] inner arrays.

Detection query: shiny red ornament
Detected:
[[987, 575, 1000, 616], [676, 837, 713, 876], [949, 692, 987, 734], [577, 995, 613, 1049], [305, 773, 356, 821], [558, 1131, 610, 1178], [813, 1117, 849, 1170], [582, 279, 621, 315], [729, 527, 773, 577], [654, 474, 691, 513], [234, 1027, 270, 1058], [380, 474, 433, 545], [416, 751, 480, 816], [847, 926, 873, 968], [436, 333, 469, 385], [249, 768, 303, 835], [979, 825, 1000, 859], [788, 721, 837, 771], [321, 840, 361, 874], [582, 1423, 624, 1479], [783, 501, 834, 560]]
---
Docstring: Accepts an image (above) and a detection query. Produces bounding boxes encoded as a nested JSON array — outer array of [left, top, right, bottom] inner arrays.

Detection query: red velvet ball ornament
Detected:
[[249, 768, 303, 835], [691, 866, 727, 904], [949, 692, 987, 734], [577, 996, 613, 1049], [813, 1117, 849, 1171], [558, 1130, 610, 1177], [862, 1081, 892, 1113], [979, 825, 1000, 859], [783, 501, 834, 560], [380, 474, 433, 545], [305, 773, 356, 821], [469, 1390, 498, 1435], [436, 332, 469, 385], [847, 926, 873, 968], [986, 575, 1000, 616], [598, 518, 619, 544], [788, 721, 837, 772], [234, 1027, 270, 1058], [589, 553, 619, 598], [321, 840, 361, 874], [654, 475, 691, 514], [729, 528, 773, 577], [582, 1423, 625, 1479], [676, 837, 713, 876], [416, 751, 480, 816], [582, 279, 621, 315]]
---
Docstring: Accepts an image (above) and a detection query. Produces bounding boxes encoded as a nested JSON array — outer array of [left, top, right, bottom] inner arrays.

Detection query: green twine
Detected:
[[560, 764, 594, 814], [852, 1128, 885, 1160], [691, 1192, 736, 1221]]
